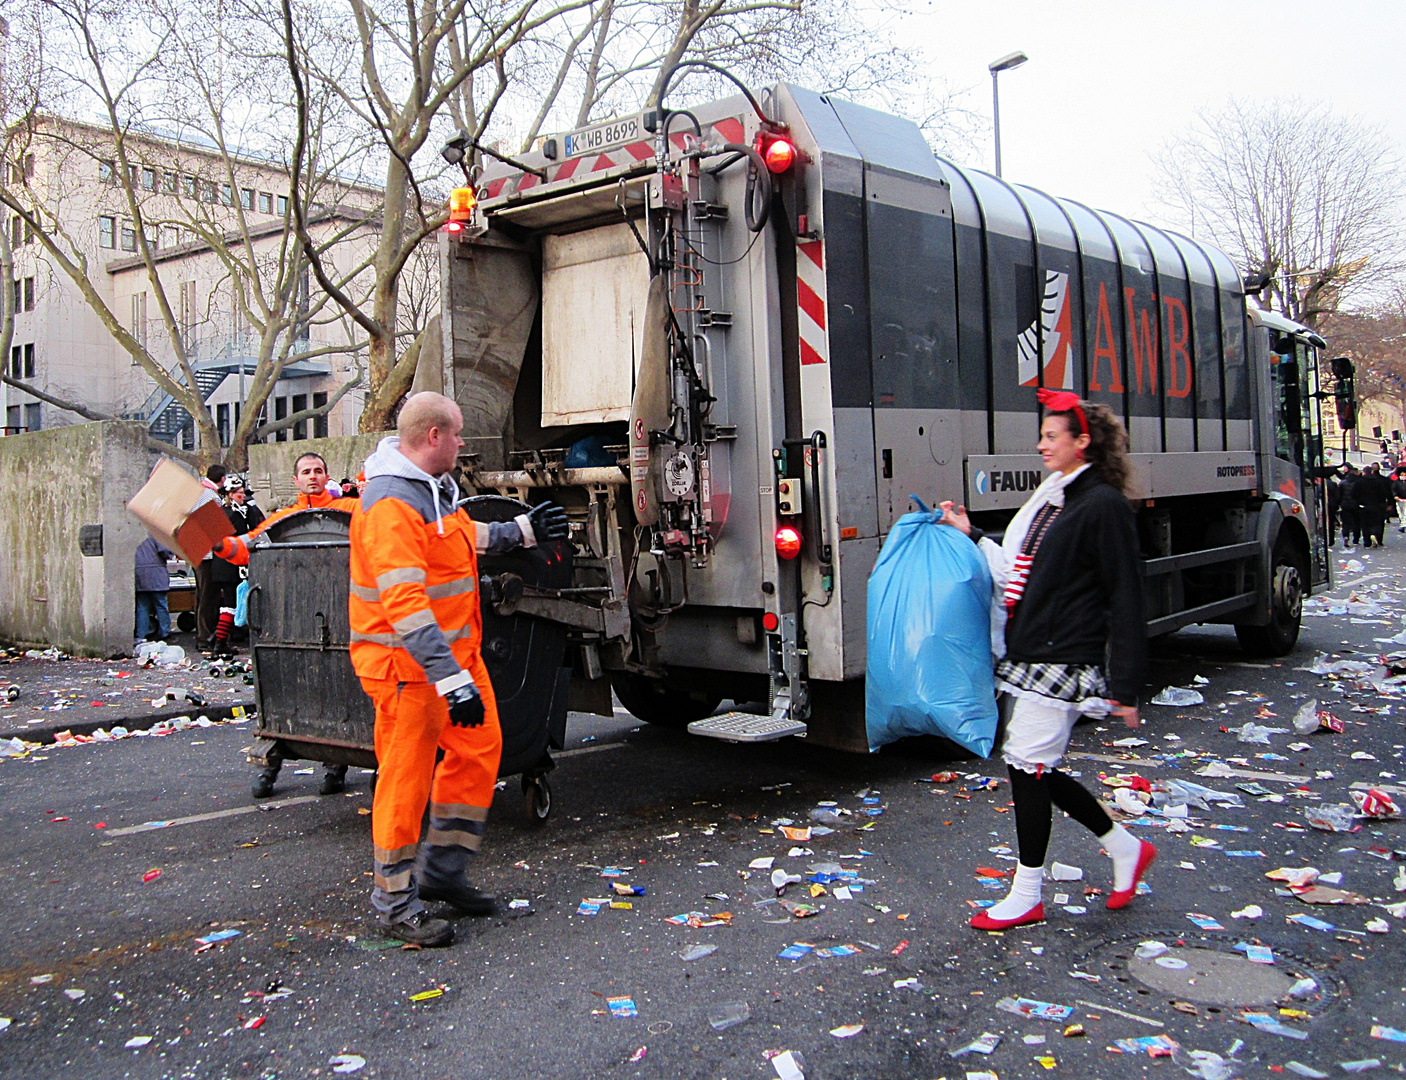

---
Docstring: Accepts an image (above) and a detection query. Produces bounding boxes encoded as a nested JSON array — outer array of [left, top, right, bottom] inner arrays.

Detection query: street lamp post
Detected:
[[989, 50, 1028, 178]]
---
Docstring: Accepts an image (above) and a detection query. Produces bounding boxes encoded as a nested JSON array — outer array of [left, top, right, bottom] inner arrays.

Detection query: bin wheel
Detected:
[[176, 611, 196, 633], [523, 775, 551, 825]]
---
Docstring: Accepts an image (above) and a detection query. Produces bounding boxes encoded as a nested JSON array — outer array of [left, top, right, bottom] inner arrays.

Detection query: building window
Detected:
[[144, 226, 159, 251], [163, 226, 181, 250], [179, 281, 197, 349], [5, 405, 17, 430], [203, 180, 218, 203], [183, 174, 197, 198], [98, 216, 116, 249], [141, 166, 156, 191], [8, 215, 19, 248], [24, 403, 39, 432], [10, 154, 34, 183], [163, 170, 179, 194], [120, 221, 136, 252], [274, 395, 288, 442], [99, 160, 116, 184], [313, 391, 328, 438], [131, 291, 148, 348], [291, 393, 308, 440], [127, 163, 139, 186], [258, 192, 272, 214], [217, 402, 230, 446], [277, 195, 289, 216], [11, 342, 36, 378], [22, 277, 34, 312], [219, 183, 233, 207], [240, 187, 254, 211]]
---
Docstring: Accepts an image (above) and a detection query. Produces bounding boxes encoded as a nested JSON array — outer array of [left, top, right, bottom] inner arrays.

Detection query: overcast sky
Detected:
[[893, 0, 1405, 227]]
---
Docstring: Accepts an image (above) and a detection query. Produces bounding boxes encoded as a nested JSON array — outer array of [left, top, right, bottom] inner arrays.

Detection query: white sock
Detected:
[[984, 862, 1043, 920], [1101, 823, 1143, 891]]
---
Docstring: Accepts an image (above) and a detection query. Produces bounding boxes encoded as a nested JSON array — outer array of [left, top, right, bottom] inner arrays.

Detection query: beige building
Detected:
[[2, 117, 385, 452]]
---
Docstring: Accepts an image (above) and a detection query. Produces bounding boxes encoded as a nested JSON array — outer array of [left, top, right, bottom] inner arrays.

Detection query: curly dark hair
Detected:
[[1047, 401, 1131, 494]]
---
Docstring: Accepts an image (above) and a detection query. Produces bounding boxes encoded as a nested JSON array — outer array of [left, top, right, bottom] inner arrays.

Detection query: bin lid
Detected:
[[263, 508, 352, 545]]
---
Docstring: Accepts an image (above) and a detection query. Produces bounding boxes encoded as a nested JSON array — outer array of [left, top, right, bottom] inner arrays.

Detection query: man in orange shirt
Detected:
[[219, 452, 362, 799], [349, 392, 567, 946], [213, 452, 359, 568]]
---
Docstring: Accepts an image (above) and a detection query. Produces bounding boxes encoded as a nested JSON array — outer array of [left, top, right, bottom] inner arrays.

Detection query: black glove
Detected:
[[446, 683, 485, 728], [527, 500, 570, 542]]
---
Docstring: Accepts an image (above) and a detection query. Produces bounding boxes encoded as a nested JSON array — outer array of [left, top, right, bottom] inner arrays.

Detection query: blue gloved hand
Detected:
[[527, 500, 570, 542]]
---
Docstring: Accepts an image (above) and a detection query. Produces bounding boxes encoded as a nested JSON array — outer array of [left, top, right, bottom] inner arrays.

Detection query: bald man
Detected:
[[348, 393, 568, 946]]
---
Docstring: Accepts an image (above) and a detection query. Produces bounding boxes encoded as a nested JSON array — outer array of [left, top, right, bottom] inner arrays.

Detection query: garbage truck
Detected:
[[438, 68, 1341, 752]]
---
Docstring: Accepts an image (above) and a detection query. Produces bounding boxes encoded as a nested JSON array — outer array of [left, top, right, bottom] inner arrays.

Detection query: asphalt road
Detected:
[[1, 546, 1405, 1079]]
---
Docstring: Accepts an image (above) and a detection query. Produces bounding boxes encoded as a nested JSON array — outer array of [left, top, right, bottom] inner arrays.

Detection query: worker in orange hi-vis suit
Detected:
[[349, 392, 568, 947], [213, 452, 360, 570]]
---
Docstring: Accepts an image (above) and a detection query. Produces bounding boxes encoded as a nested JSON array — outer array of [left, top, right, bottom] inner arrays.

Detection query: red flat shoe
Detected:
[[970, 901, 1044, 931], [1106, 841, 1157, 910]]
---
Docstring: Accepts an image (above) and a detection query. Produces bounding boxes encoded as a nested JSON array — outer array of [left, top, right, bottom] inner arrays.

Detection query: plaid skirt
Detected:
[[995, 659, 1109, 713]]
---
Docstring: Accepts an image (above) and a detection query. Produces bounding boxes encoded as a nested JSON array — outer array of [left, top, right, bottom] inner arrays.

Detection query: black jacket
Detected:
[[1355, 472, 1394, 515], [1003, 468, 1147, 706], [212, 501, 266, 584]]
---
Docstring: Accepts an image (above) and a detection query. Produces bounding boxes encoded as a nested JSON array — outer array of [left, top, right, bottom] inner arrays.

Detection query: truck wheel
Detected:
[[1234, 538, 1307, 657], [610, 672, 722, 728]]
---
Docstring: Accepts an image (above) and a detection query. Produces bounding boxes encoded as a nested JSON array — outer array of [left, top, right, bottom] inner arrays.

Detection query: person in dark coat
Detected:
[[1355, 462, 1394, 548], [940, 391, 1150, 932], [135, 536, 174, 643], [1339, 465, 1362, 549], [210, 476, 265, 655]]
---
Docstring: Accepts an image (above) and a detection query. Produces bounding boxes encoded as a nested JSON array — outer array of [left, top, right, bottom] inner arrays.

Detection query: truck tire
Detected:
[[1234, 536, 1307, 657], [610, 671, 722, 728]]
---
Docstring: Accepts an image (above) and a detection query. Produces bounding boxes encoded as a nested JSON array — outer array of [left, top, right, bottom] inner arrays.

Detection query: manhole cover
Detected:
[[1125, 946, 1295, 1006]]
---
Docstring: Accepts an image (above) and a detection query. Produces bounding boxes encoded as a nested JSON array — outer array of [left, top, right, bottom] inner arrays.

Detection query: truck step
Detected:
[[687, 711, 808, 743]]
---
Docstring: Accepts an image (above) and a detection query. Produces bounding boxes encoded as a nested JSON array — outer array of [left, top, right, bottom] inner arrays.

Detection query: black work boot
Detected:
[[379, 910, 453, 947], [418, 876, 498, 916], [319, 764, 348, 796], [419, 843, 497, 916]]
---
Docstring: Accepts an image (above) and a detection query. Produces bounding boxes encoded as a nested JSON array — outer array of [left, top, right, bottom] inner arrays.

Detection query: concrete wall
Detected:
[[0, 421, 153, 656], [248, 433, 389, 510]]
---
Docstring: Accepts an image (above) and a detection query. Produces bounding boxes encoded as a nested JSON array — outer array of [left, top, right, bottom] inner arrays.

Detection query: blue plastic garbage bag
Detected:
[[233, 580, 250, 628], [865, 497, 998, 755]]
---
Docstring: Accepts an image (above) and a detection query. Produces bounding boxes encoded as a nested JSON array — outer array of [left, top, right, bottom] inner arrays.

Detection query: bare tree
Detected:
[[1320, 294, 1406, 424], [0, 0, 372, 468], [284, 0, 955, 432], [1152, 97, 1406, 329]]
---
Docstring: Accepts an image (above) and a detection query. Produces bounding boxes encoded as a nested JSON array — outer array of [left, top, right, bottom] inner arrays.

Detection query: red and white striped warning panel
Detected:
[[797, 239, 828, 366], [481, 118, 747, 202]]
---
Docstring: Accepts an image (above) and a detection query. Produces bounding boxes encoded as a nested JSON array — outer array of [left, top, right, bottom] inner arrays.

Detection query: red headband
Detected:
[[1037, 388, 1089, 437]]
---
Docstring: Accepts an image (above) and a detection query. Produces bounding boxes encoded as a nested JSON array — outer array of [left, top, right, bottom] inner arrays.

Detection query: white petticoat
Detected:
[[997, 688, 1108, 775]]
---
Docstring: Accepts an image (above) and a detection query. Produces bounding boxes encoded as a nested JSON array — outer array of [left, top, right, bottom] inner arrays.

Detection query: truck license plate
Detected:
[[564, 114, 646, 158]]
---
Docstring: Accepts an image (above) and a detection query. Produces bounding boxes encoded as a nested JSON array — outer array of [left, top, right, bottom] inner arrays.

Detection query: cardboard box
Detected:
[[126, 458, 233, 564]]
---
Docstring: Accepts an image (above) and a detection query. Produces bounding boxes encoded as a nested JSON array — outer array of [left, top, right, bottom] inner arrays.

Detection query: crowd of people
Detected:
[[1326, 460, 1406, 550]]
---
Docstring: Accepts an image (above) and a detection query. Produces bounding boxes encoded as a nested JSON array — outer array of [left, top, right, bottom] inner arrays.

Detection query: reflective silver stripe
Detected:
[[349, 583, 381, 602], [351, 625, 473, 648], [373, 842, 421, 865], [426, 576, 476, 600], [391, 608, 438, 635], [425, 827, 484, 851], [377, 567, 427, 590], [373, 868, 413, 893]]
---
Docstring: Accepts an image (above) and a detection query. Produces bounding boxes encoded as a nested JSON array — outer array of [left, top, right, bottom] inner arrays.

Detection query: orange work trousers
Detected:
[[360, 668, 502, 865]]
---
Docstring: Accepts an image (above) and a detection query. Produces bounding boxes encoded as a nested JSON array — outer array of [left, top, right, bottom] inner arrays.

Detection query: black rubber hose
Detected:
[[662, 108, 703, 143], [718, 142, 771, 233]]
